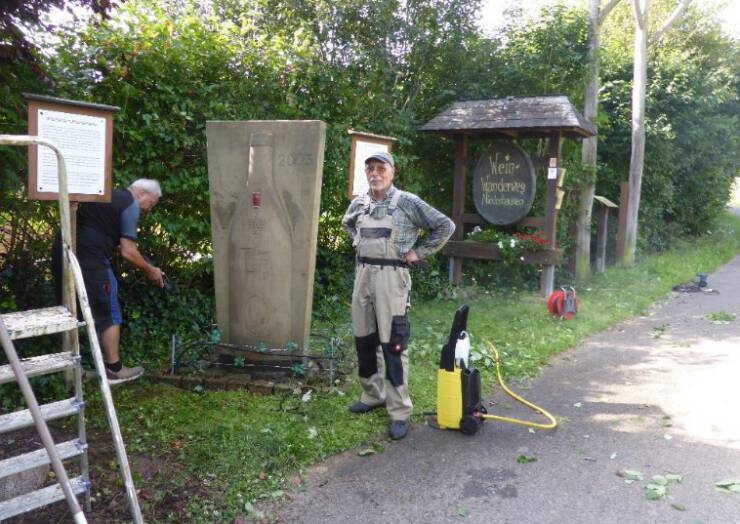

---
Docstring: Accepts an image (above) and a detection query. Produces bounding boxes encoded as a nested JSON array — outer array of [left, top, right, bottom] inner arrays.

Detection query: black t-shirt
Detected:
[[76, 188, 140, 269]]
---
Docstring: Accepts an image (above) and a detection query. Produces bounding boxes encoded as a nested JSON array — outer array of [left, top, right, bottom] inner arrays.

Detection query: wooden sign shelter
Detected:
[[420, 95, 596, 296]]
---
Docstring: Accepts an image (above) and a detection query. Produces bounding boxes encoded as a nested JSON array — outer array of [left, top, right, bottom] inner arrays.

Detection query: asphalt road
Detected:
[[276, 243, 740, 524]]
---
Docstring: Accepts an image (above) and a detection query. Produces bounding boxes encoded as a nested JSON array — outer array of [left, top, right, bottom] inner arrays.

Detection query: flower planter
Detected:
[[443, 240, 561, 265]]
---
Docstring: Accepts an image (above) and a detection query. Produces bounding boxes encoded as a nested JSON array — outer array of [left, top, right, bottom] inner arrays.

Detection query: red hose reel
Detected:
[[547, 286, 580, 320]]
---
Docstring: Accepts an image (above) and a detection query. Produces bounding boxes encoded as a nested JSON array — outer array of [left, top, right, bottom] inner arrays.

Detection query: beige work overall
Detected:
[[351, 192, 413, 421]]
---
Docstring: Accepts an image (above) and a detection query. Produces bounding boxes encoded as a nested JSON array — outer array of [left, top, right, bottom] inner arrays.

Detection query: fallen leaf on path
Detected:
[[671, 503, 687, 511], [646, 483, 667, 500], [715, 479, 740, 493], [665, 473, 683, 483], [517, 455, 538, 464], [357, 448, 376, 457], [457, 506, 470, 517], [618, 469, 644, 481], [651, 475, 668, 486]]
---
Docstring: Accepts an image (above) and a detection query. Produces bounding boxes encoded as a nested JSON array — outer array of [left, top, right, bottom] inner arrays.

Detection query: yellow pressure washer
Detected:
[[435, 305, 557, 435]]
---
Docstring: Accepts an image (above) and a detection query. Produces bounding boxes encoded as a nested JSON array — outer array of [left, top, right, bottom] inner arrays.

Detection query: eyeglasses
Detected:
[[365, 164, 389, 174]]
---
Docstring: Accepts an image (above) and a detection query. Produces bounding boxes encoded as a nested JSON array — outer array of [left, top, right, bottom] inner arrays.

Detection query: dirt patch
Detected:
[[1, 422, 216, 523]]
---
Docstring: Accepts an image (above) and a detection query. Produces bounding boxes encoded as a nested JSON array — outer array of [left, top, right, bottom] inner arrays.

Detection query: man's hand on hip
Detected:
[[404, 250, 428, 269], [404, 250, 420, 265]]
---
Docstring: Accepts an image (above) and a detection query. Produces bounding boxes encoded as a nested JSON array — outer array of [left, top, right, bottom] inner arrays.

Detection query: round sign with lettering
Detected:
[[473, 143, 536, 225]]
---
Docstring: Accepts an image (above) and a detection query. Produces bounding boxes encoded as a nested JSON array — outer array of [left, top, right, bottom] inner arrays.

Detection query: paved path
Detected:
[[276, 251, 740, 524]]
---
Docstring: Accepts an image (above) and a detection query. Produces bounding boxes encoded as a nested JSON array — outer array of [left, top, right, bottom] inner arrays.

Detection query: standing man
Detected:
[[52, 179, 164, 384], [342, 151, 454, 440]]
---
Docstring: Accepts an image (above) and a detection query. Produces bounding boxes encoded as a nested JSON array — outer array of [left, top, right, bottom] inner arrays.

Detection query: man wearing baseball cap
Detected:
[[342, 150, 454, 440]]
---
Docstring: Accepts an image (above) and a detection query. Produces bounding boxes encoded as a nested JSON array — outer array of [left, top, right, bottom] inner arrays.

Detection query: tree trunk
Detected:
[[575, 0, 602, 281], [622, 0, 649, 266], [620, 0, 690, 265]]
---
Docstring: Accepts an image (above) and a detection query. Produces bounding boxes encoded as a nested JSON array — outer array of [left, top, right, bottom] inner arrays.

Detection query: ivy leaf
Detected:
[[208, 327, 222, 345]]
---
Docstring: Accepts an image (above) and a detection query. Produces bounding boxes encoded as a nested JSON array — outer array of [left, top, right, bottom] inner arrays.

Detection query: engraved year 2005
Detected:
[[277, 153, 313, 167]]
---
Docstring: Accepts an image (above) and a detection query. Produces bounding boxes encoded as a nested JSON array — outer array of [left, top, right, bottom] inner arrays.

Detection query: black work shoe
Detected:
[[389, 420, 409, 440], [348, 401, 383, 414]]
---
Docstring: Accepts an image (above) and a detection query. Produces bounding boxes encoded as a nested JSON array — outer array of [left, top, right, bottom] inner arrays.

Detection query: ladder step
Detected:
[[1, 306, 80, 340], [0, 439, 87, 480], [0, 398, 84, 435], [0, 475, 88, 520], [0, 351, 80, 385]]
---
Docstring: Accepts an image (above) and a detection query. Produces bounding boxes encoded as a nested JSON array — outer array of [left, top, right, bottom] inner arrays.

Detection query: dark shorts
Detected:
[[81, 266, 122, 332], [52, 236, 122, 332]]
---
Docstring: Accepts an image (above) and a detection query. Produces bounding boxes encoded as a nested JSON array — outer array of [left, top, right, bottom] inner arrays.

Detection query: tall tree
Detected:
[[620, 0, 691, 265], [575, 0, 621, 280]]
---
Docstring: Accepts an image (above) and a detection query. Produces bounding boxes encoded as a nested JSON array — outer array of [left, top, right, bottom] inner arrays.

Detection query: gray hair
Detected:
[[129, 178, 162, 197]]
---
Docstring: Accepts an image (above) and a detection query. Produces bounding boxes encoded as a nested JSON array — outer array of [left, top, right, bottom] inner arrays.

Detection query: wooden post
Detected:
[[616, 181, 629, 263], [595, 204, 609, 273], [449, 134, 467, 285], [540, 131, 562, 297]]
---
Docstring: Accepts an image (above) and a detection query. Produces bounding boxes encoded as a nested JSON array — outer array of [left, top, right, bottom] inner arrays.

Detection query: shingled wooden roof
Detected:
[[420, 95, 596, 139]]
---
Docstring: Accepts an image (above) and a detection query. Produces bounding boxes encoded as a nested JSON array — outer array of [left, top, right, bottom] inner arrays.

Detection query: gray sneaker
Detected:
[[389, 419, 409, 440], [106, 365, 144, 385]]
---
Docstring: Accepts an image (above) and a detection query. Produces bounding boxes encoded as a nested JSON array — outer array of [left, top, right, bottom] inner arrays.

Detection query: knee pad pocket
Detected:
[[355, 332, 379, 378], [382, 343, 404, 387], [390, 315, 411, 353]]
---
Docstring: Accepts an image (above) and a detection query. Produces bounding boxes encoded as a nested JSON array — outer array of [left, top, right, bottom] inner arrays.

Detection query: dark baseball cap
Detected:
[[365, 151, 394, 167]]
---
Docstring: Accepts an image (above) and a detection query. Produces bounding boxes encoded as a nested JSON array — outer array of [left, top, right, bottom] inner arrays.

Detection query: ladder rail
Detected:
[[66, 247, 144, 523], [0, 319, 87, 524]]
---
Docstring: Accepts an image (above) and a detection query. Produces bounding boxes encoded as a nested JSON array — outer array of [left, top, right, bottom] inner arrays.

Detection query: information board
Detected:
[[26, 94, 118, 202]]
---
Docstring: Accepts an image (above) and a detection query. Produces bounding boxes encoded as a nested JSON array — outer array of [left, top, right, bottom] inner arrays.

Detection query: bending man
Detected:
[[342, 151, 454, 440], [53, 179, 164, 384]]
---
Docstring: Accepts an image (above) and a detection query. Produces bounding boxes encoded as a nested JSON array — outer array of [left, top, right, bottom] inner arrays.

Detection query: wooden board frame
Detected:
[[348, 130, 396, 199], [26, 94, 118, 202]]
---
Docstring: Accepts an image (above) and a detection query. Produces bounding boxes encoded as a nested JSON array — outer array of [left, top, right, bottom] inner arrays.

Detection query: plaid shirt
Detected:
[[342, 185, 455, 259]]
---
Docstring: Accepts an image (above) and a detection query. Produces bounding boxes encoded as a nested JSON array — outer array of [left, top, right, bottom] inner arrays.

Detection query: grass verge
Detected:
[[82, 212, 740, 523]]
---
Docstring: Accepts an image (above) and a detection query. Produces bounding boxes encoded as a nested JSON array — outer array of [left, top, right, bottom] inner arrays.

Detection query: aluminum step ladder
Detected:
[[0, 135, 143, 523]]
